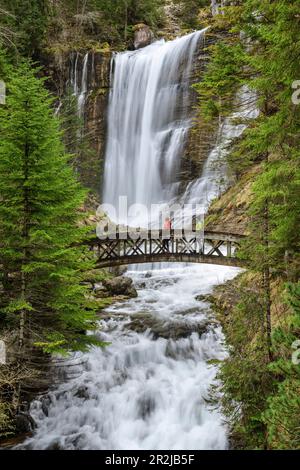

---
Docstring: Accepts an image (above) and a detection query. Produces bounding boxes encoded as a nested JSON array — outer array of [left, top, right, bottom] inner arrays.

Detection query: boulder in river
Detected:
[[195, 294, 210, 302], [102, 276, 138, 298], [41, 396, 52, 417], [93, 282, 111, 298], [15, 412, 36, 434], [128, 313, 210, 340], [74, 385, 90, 400]]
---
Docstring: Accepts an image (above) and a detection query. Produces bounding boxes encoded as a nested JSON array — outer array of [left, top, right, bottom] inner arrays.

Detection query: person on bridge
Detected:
[[195, 218, 204, 254], [163, 217, 172, 251]]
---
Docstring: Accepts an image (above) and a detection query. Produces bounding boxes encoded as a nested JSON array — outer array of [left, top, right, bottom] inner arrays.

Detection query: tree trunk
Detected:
[[211, 0, 219, 16], [19, 272, 26, 350], [124, 1, 128, 42], [263, 199, 273, 361], [19, 132, 30, 352]]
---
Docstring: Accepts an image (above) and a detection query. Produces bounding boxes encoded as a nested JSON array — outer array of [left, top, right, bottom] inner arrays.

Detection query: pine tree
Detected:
[[0, 62, 103, 355]]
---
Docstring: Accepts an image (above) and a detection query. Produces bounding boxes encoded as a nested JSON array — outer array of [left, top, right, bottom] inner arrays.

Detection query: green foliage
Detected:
[[59, 87, 81, 157], [89, 0, 165, 28], [173, 0, 210, 29], [59, 87, 100, 191], [262, 283, 300, 449], [216, 279, 300, 449], [0, 5, 15, 49], [0, 62, 104, 355], [216, 280, 275, 449], [0, 401, 14, 438], [0, 47, 10, 81], [197, 0, 300, 449], [198, 0, 300, 282], [47, 0, 166, 46], [250, 156, 300, 276], [194, 40, 246, 119], [0, 362, 37, 439], [1, 0, 48, 57], [1, 0, 166, 55]]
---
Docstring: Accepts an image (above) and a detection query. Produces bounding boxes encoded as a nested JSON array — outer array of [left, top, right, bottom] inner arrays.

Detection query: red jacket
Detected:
[[163, 219, 172, 230]]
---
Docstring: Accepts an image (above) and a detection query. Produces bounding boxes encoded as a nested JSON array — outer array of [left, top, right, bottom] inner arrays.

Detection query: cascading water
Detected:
[[103, 29, 208, 218], [19, 265, 240, 450], [77, 53, 89, 118], [181, 85, 259, 209], [19, 31, 250, 450], [70, 52, 89, 118]]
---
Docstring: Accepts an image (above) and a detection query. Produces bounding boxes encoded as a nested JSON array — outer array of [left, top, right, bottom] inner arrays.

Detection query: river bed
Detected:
[[19, 263, 240, 450]]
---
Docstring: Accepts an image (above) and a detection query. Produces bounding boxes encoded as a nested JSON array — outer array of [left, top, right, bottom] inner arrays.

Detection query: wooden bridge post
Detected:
[[116, 230, 121, 257], [227, 241, 232, 258]]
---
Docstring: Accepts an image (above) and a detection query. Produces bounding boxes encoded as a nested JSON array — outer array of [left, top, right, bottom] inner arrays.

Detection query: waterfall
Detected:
[[70, 52, 89, 118], [78, 53, 89, 117], [181, 85, 259, 208], [70, 52, 79, 95], [103, 29, 208, 217]]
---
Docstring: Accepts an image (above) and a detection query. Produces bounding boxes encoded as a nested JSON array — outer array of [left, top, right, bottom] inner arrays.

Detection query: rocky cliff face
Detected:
[[45, 49, 111, 195], [82, 52, 111, 193], [134, 24, 155, 49], [179, 32, 219, 184]]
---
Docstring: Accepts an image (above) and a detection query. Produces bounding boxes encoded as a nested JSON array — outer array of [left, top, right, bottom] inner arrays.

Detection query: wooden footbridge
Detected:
[[88, 229, 245, 268]]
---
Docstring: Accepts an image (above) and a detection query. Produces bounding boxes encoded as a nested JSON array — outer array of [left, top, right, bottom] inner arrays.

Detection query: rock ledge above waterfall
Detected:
[[134, 24, 155, 49]]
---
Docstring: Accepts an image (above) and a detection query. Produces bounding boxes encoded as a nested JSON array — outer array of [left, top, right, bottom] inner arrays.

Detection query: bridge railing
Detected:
[[87, 230, 245, 266], [94, 228, 243, 242]]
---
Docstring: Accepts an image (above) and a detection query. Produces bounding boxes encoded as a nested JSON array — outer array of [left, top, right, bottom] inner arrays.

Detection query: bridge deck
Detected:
[[88, 230, 246, 268]]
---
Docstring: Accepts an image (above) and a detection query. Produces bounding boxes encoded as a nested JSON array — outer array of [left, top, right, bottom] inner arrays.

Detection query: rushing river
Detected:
[[21, 264, 240, 450]]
